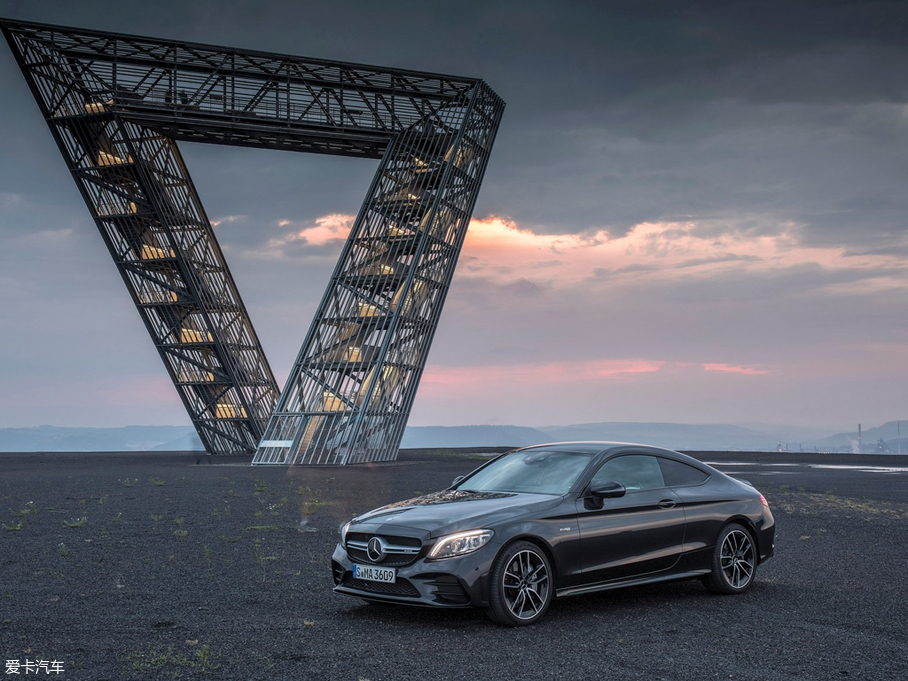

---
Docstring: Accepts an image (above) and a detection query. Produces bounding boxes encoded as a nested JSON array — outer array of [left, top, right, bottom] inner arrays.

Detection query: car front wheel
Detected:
[[704, 523, 757, 594], [486, 541, 553, 626]]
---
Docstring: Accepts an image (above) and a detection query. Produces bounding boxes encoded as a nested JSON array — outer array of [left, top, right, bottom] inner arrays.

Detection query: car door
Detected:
[[575, 454, 686, 585]]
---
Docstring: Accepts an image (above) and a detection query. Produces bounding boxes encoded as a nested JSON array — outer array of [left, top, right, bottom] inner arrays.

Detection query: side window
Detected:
[[659, 458, 710, 487], [591, 455, 665, 492]]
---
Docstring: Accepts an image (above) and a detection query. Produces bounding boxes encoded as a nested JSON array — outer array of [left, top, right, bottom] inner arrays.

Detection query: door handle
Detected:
[[658, 499, 676, 509]]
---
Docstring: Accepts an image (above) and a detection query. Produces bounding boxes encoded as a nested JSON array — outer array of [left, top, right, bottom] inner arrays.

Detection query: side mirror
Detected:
[[451, 475, 465, 487], [590, 481, 626, 499]]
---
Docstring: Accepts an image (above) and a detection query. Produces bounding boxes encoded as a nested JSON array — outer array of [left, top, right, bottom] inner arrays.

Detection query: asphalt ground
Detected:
[[1, 449, 907, 681]]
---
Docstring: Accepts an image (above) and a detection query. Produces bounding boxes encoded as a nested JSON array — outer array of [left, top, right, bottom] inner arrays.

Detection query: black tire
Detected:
[[704, 523, 757, 594], [486, 541, 553, 626]]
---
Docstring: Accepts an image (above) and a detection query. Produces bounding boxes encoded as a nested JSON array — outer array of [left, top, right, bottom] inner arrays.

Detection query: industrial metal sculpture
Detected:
[[1, 19, 504, 463]]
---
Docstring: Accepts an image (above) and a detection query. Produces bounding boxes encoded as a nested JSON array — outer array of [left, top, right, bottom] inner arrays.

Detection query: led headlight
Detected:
[[428, 529, 494, 559], [339, 521, 351, 543]]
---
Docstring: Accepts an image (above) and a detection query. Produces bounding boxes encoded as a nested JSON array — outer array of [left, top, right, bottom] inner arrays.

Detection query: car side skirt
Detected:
[[555, 569, 711, 599]]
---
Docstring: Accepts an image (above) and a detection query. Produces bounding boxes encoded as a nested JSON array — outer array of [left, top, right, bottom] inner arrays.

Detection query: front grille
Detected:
[[342, 574, 420, 597], [347, 532, 421, 547], [346, 532, 423, 567]]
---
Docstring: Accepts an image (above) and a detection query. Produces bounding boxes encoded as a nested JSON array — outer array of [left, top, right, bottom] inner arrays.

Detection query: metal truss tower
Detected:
[[1, 19, 504, 463]]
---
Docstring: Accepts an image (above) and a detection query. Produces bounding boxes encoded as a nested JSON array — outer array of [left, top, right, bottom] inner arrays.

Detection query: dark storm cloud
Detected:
[[2, 0, 905, 245]]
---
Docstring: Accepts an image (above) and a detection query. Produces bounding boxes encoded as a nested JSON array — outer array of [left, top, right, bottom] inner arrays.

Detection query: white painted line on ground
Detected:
[[707, 461, 908, 474]]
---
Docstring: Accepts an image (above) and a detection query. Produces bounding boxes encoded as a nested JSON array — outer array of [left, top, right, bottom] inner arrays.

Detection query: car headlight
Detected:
[[339, 521, 351, 543], [428, 529, 493, 559]]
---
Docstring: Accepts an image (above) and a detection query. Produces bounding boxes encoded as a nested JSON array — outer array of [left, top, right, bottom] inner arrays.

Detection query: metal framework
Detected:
[[1, 18, 504, 463]]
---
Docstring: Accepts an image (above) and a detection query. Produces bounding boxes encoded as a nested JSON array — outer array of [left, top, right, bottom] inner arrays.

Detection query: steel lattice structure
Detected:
[[1, 18, 504, 463]]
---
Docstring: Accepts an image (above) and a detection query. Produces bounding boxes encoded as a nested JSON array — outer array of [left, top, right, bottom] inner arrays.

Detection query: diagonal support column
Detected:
[[4, 27, 279, 454], [254, 84, 504, 464]]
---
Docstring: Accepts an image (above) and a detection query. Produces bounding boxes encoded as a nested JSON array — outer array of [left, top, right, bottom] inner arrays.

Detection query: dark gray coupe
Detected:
[[331, 442, 775, 626]]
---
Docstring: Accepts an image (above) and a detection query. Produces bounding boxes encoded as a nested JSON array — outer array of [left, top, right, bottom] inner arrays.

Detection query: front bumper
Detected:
[[331, 542, 495, 608]]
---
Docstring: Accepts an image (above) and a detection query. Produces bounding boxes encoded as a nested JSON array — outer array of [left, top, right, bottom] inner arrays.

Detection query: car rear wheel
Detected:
[[487, 541, 553, 626], [704, 523, 757, 594]]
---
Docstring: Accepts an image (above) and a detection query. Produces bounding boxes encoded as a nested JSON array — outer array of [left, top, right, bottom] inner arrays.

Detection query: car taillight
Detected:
[[759, 494, 769, 508]]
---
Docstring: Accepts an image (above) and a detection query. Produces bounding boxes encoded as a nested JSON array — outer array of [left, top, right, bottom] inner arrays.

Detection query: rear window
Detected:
[[659, 458, 710, 487]]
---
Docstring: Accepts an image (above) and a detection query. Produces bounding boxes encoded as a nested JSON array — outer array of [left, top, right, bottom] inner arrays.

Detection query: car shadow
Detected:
[[338, 576, 775, 629]]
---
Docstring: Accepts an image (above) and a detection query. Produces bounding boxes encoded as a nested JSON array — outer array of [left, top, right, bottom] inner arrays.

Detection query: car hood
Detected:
[[351, 489, 563, 538]]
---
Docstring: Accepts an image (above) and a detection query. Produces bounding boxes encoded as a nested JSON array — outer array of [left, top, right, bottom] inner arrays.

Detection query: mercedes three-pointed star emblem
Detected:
[[367, 536, 386, 563]]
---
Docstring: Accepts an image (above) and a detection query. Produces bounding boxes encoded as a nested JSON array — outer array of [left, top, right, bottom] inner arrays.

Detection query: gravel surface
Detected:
[[1, 450, 907, 680]]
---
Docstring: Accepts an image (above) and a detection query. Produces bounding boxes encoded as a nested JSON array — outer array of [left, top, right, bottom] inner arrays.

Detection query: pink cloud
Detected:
[[267, 213, 355, 250], [420, 359, 664, 392], [210, 214, 247, 227], [460, 215, 908, 293], [701, 363, 769, 376]]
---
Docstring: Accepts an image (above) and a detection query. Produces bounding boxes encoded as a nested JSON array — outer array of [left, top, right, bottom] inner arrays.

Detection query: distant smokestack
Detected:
[[858, 423, 862, 453]]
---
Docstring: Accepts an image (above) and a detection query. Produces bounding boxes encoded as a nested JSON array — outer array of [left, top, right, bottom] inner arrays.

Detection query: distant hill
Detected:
[[541, 422, 779, 451], [821, 421, 908, 454], [401, 425, 552, 448], [0, 426, 203, 452], [2, 421, 904, 453]]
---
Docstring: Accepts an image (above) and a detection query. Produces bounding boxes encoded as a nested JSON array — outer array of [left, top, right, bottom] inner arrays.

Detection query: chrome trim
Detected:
[[347, 539, 421, 555]]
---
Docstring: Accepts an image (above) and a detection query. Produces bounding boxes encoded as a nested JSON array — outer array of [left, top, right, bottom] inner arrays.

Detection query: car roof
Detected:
[[519, 441, 678, 455]]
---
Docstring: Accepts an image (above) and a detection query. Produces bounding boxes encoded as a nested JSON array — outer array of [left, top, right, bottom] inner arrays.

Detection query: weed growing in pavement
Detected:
[[58, 543, 68, 557], [9, 501, 37, 517], [196, 644, 213, 668], [252, 536, 277, 583], [3, 520, 23, 531], [174, 517, 187, 538], [64, 516, 88, 528], [123, 643, 218, 674], [296, 486, 329, 516], [203, 545, 211, 569], [151, 514, 163, 522], [119, 478, 137, 487], [113, 512, 122, 522], [149, 478, 165, 487]]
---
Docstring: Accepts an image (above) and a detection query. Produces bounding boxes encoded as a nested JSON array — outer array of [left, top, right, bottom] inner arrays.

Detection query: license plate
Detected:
[[353, 564, 396, 583]]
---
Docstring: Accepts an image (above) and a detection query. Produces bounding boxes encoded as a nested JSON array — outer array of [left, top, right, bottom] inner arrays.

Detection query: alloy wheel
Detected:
[[501, 549, 550, 620], [720, 528, 755, 589]]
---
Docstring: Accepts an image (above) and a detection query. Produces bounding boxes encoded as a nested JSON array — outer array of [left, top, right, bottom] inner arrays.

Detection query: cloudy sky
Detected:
[[1, 0, 906, 432]]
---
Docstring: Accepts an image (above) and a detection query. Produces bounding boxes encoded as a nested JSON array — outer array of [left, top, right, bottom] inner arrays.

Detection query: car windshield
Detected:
[[456, 448, 595, 495]]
